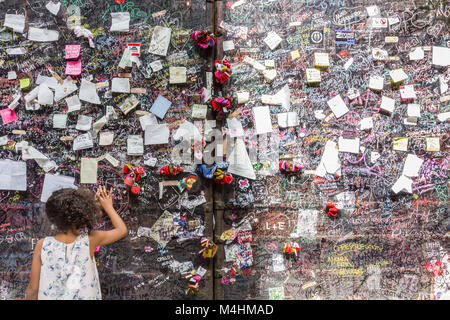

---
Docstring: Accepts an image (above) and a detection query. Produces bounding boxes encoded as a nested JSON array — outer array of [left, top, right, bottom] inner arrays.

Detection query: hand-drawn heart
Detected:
[[170, 28, 192, 52]]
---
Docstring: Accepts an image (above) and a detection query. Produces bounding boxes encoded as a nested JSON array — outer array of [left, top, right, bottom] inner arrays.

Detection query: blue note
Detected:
[[150, 95, 172, 119]]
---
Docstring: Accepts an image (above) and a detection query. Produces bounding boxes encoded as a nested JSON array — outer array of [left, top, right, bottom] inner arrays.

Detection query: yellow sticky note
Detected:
[[291, 50, 300, 60], [20, 78, 31, 89]]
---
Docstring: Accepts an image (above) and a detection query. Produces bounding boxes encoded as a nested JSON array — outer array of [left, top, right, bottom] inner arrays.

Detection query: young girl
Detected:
[[25, 186, 128, 300]]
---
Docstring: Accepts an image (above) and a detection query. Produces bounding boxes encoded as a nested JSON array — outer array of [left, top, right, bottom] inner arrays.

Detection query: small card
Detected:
[[99, 131, 115, 146], [407, 104, 420, 122], [150, 60, 163, 72], [314, 52, 330, 68], [65, 45, 81, 60], [65, 95, 81, 113], [236, 92, 249, 104], [192, 104, 208, 119], [253, 106, 273, 135], [371, 18, 388, 28], [0, 160, 27, 191], [393, 137, 408, 152], [145, 124, 170, 145], [76, 115, 92, 131], [432, 46, 450, 67], [327, 95, 349, 119], [4, 14, 25, 33], [111, 78, 130, 93], [372, 48, 388, 61], [338, 137, 360, 154], [79, 79, 101, 105], [127, 135, 144, 155], [306, 68, 321, 83], [80, 157, 98, 184], [359, 117, 373, 130], [7, 71, 17, 80], [127, 43, 141, 56], [53, 113, 68, 129], [169, 67, 187, 84], [264, 31, 282, 50], [223, 40, 235, 51], [389, 68, 407, 84], [150, 95, 172, 119], [409, 47, 424, 60], [369, 75, 384, 91], [402, 154, 423, 177], [400, 85, 416, 100], [104, 153, 119, 167]]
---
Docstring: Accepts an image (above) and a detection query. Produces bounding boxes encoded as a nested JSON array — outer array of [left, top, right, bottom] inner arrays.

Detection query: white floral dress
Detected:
[[38, 234, 102, 300]]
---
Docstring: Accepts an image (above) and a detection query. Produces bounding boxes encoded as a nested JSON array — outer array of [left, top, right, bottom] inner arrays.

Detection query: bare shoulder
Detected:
[[34, 238, 45, 254]]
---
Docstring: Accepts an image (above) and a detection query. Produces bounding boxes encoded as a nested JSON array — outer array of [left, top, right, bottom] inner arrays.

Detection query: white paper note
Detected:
[[148, 26, 172, 56], [80, 158, 97, 184], [0, 160, 27, 191], [73, 133, 94, 151], [402, 154, 423, 177], [227, 138, 256, 180], [46, 1, 61, 15], [327, 95, 349, 118], [432, 46, 450, 67], [145, 124, 170, 145], [76, 115, 92, 131], [277, 112, 299, 128], [27, 27, 59, 42], [338, 137, 360, 154], [139, 114, 158, 130], [227, 117, 245, 138], [253, 106, 273, 134], [55, 77, 78, 102], [79, 79, 101, 104], [65, 95, 81, 113], [111, 78, 130, 93], [110, 12, 130, 32], [127, 135, 144, 155], [4, 14, 25, 33], [41, 174, 76, 202], [99, 131, 114, 146], [38, 84, 54, 105], [409, 47, 424, 60], [392, 175, 412, 194], [264, 31, 282, 50]]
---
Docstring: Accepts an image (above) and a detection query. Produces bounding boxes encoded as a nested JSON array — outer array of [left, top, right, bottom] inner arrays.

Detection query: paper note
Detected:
[[75, 115, 92, 131], [65, 95, 81, 113], [20, 78, 31, 90], [169, 67, 187, 84], [104, 153, 119, 167], [264, 31, 282, 50], [41, 174, 76, 203], [306, 68, 321, 83], [359, 117, 373, 130], [110, 12, 130, 32], [37, 84, 54, 105], [6, 48, 26, 55], [315, 140, 341, 177], [79, 79, 100, 104], [118, 94, 139, 115], [145, 124, 170, 145], [1, 108, 18, 124], [65, 60, 82, 76], [28, 27, 59, 42], [327, 95, 349, 118], [380, 96, 396, 114], [291, 50, 300, 60], [4, 14, 25, 33], [65, 45, 80, 60], [392, 175, 412, 194], [8, 93, 21, 110], [291, 209, 318, 239], [402, 154, 423, 177], [150, 95, 172, 119], [227, 117, 245, 137], [99, 131, 115, 146], [148, 210, 180, 247], [236, 92, 249, 104], [139, 114, 158, 130], [150, 60, 163, 72], [407, 104, 420, 122], [73, 133, 94, 151], [53, 114, 68, 129], [400, 85, 416, 100], [366, 5, 380, 17], [277, 112, 299, 128], [393, 137, 408, 152], [148, 26, 172, 56], [8, 71, 17, 80], [118, 47, 132, 69], [372, 48, 388, 60], [0, 160, 27, 191], [0, 136, 8, 146], [80, 158, 97, 184], [127, 135, 144, 155], [426, 137, 440, 152], [409, 47, 424, 60], [227, 138, 256, 180], [338, 137, 360, 154], [93, 116, 108, 132], [253, 106, 273, 135], [389, 68, 407, 83], [314, 52, 330, 68], [36, 75, 58, 89], [371, 17, 388, 28], [55, 77, 78, 102], [111, 78, 130, 93], [46, 1, 61, 15], [369, 75, 384, 91], [192, 104, 208, 119], [432, 46, 450, 67], [223, 40, 235, 51]]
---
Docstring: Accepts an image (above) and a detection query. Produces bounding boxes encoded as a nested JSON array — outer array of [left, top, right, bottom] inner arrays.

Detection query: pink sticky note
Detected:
[[65, 60, 82, 76], [1, 108, 18, 124], [65, 45, 81, 60]]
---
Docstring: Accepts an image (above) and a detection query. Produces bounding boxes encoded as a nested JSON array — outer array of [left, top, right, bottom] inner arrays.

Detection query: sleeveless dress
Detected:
[[38, 233, 102, 300]]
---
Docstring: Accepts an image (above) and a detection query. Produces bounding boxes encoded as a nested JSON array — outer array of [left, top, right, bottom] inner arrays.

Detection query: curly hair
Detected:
[[45, 188, 100, 233]]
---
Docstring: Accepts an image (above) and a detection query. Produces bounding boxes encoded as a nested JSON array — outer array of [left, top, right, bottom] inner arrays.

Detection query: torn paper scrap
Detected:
[[253, 106, 273, 135], [55, 77, 78, 102], [392, 175, 412, 194], [80, 157, 98, 184], [27, 27, 59, 42], [65, 95, 81, 113], [38, 84, 54, 105], [227, 138, 256, 180], [145, 124, 170, 145], [46, 1, 61, 15], [79, 79, 100, 104], [110, 12, 130, 32], [41, 174, 76, 203], [148, 26, 172, 56], [227, 117, 245, 138], [0, 160, 27, 191], [315, 140, 341, 177], [4, 14, 25, 33], [402, 154, 423, 177]]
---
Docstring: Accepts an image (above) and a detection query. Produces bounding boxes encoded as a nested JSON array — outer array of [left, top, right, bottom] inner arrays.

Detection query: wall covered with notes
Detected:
[[0, 0, 449, 300]]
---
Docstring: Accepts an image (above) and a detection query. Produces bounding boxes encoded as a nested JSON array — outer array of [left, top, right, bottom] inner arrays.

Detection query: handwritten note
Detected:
[[65, 45, 81, 60], [1, 108, 18, 124], [80, 157, 98, 184], [148, 26, 171, 56]]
